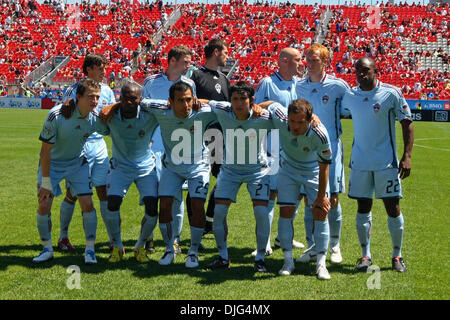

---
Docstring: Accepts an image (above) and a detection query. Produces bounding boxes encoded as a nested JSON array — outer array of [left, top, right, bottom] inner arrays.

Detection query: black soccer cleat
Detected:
[[392, 257, 407, 273], [355, 256, 373, 272], [254, 260, 268, 273], [207, 257, 230, 270]]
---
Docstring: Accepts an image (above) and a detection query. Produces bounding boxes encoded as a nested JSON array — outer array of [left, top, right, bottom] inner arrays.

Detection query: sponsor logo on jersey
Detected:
[[373, 103, 381, 113]]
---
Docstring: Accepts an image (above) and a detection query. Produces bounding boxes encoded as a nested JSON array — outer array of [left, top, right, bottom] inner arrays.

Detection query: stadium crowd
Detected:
[[0, 0, 448, 99]]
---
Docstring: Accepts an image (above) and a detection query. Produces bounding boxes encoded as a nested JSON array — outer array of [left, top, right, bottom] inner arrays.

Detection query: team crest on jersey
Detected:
[[373, 103, 381, 113], [215, 83, 221, 94], [363, 97, 369, 102], [312, 89, 318, 93], [75, 125, 81, 130], [303, 147, 310, 152], [402, 104, 410, 112], [322, 94, 329, 104], [138, 130, 145, 137], [44, 126, 52, 136]]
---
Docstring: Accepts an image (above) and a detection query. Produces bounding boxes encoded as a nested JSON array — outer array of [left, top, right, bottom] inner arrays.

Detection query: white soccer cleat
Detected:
[[330, 245, 343, 264], [296, 247, 316, 263], [185, 254, 199, 268], [84, 250, 97, 265], [279, 259, 295, 276], [158, 250, 175, 266], [33, 248, 54, 263], [292, 240, 305, 249], [316, 264, 331, 280]]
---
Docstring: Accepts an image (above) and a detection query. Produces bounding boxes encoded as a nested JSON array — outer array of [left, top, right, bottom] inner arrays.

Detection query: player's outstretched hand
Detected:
[[398, 153, 411, 179], [100, 102, 120, 123], [310, 114, 322, 127], [60, 98, 75, 119]]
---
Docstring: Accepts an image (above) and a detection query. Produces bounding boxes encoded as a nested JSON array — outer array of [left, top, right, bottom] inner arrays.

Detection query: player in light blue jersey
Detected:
[[139, 82, 217, 268], [205, 81, 274, 273], [141, 45, 197, 255], [268, 100, 332, 279], [93, 83, 160, 263], [34, 79, 101, 265], [295, 44, 351, 265], [254, 47, 305, 256], [342, 57, 414, 273], [58, 54, 116, 252]]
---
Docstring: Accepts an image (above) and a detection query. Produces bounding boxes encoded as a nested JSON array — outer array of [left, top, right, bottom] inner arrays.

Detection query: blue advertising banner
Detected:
[[408, 100, 450, 111]]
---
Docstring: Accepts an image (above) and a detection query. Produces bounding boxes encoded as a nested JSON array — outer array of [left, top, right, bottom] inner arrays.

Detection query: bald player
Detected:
[[254, 47, 305, 256]]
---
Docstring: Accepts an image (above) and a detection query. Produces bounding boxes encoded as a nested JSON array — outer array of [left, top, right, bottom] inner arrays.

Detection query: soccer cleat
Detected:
[[254, 260, 268, 273], [108, 246, 124, 263], [330, 245, 343, 264], [296, 247, 317, 263], [158, 250, 175, 266], [173, 240, 182, 255], [251, 246, 273, 257], [33, 248, 54, 263], [316, 264, 331, 280], [185, 254, 199, 268], [207, 257, 230, 270], [279, 259, 295, 276], [134, 246, 150, 263], [58, 237, 76, 252], [355, 256, 373, 272], [392, 257, 407, 273], [144, 238, 155, 254], [85, 250, 97, 265], [274, 238, 305, 249]]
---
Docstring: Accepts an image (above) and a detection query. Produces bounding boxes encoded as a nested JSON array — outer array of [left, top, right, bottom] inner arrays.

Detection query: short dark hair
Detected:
[[76, 78, 101, 97], [82, 54, 108, 75], [168, 45, 192, 62], [288, 99, 313, 120], [204, 39, 228, 59], [230, 81, 255, 100], [169, 81, 193, 100]]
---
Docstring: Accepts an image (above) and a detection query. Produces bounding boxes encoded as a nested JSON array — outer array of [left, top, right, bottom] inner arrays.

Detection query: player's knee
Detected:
[[357, 199, 372, 213], [79, 197, 94, 213], [143, 196, 158, 217], [159, 197, 173, 216], [190, 198, 206, 215], [107, 195, 123, 212], [383, 198, 401, 218], [312, 206, 328, 221], [95, 186, 107, 201]]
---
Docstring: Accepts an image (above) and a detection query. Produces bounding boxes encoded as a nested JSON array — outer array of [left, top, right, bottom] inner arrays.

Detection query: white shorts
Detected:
[[348, 168, 403, 199]]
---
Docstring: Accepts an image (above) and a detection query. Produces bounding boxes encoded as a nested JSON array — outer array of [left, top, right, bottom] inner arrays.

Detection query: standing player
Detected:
[[295, 44, 351, 264], [138, 82, 217, 268], [190, 39, 231, 234], [342, 57, 414, 273], [254, 47, 305, 256], [268, 99, 332, 279], [141, 45, 197, 255], [58, 54, 115, 251], [93, 83, 160, 263], [34, 79, 101, 264], [205, 81, 274, 273]]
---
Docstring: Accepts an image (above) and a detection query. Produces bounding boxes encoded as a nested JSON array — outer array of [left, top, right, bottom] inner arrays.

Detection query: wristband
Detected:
[[41, 177, 52, 191]]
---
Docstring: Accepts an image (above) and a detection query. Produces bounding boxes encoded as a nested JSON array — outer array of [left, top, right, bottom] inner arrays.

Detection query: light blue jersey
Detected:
[[142, 73, 197, 154], [39, 105, 97, 168], [93, 106, 158, 170], [140, 99, 216, 174], [268, 103, 332, 175], [295, 74, 351, 142], [208, 100, 274, 173], [254, 72, 298, 107], [342, 80, 412, 171]]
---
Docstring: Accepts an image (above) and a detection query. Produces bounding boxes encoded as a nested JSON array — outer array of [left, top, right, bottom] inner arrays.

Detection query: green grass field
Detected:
[[0, 108, 449, 300]]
